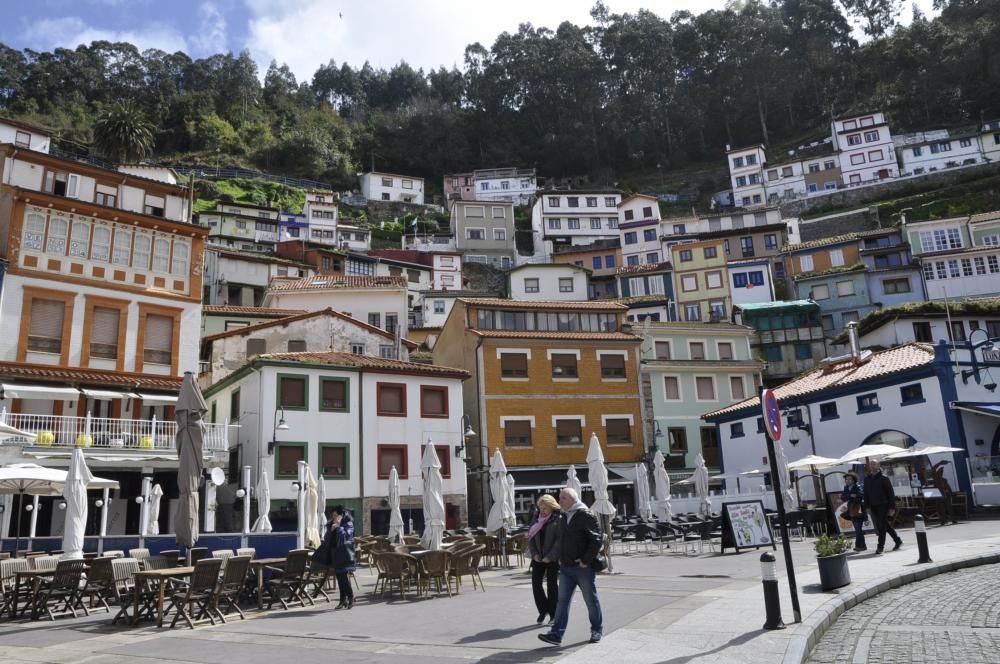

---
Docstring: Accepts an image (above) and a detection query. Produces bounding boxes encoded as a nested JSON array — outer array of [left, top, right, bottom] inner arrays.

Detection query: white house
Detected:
[[263, 275, 410, 343], [618, 194, 664, 267], [728, 258, 775, 306], [507, 264, 590, 301], [907, 216, 1000, 301], [530, 189, 622, 259], [335, 224, 371, 252], [726, 144, 767, 208], [896, 127, 983, 176], [980, 119, 1000, 163], [202, 247, 313, 307], [202, 351, 470, 535], [830, 112, 898, 186], [471, 167, 536, 206], [839, 301, 1000, 350], [0, 116, 50, 153], [360, 172, 424, 204], [304, 190, 339, 244]]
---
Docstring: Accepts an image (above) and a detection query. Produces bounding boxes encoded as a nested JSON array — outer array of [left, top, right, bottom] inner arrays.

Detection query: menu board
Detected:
[[721, 500, 775, 553], [827, 492, 874, 534]]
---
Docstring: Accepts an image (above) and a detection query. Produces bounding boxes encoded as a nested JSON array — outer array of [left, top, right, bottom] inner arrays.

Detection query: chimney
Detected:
[[847, 321, 860, 363]]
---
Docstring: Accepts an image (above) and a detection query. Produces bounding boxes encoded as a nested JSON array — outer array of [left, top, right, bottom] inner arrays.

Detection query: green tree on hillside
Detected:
[[92, 100, 154, 163]]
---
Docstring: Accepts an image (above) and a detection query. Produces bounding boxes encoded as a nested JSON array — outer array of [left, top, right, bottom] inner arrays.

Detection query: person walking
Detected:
[[931, 460, 958, 525], [865, 461, 902, 554], [841, 472, 867, 551], [527, 494, 561, 625], [330, 505, 356, 609], [538, 487, 604, 647]]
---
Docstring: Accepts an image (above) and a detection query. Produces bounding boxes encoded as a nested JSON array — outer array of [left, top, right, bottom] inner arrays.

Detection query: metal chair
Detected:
[[168, 558, 223, 629]]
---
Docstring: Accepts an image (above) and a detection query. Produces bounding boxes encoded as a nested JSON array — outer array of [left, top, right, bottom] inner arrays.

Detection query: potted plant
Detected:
[[815, 533, 852, 590]]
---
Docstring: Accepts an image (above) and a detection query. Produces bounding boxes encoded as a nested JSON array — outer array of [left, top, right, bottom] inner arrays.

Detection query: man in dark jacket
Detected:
[[865, 461, 903, 554], [538, 487, 604, 647]]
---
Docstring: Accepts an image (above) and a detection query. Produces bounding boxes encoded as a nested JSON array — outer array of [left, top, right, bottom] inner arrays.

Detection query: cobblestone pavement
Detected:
[[806, 563, 1000, 664]]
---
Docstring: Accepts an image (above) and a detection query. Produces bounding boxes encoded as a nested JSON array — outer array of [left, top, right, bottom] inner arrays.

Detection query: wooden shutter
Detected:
[[600, 354, 626, 377], [556, 419, 582, 445], [90, 307, 120, 359], [606, 419, 630, 445], [421, 387, 446, 416], [144, 314, 173, 365], [27, 299, 65, 353], [322, 380, 345, 409], [246, 338, 266, 356], [287, 339, 306, 352], [378, 384, 404, 414], [280, 377, 306, 408], [504, 420, 532, 447], [500, 353, 528, 377]]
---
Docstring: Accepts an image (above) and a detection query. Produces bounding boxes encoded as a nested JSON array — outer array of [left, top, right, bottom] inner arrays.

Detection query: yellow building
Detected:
[[433, 298, 644, 524], [671, 239, 732, 322]]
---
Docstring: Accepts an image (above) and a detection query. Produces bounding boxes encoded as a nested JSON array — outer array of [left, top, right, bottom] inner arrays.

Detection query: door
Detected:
[[701, 427, 720, 469]]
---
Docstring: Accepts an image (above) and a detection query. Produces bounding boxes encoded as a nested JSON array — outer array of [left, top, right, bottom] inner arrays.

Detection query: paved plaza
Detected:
[[1, 520, 999, 664]]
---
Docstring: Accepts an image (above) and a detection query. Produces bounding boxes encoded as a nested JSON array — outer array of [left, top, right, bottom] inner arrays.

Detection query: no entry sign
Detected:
[[761, 389, 782, 442]]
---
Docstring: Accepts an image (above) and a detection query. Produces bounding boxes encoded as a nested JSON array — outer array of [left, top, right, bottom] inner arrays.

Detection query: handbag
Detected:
[[590, 555, 607, 572], [848, 503, 863, 518]]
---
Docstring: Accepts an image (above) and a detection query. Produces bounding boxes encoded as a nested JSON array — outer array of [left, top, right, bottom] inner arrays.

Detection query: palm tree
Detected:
[[92, 101, 154, 163]]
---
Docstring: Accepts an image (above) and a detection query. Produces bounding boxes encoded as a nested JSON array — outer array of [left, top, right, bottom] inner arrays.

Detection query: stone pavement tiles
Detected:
[[806, 563, 1000, 664]]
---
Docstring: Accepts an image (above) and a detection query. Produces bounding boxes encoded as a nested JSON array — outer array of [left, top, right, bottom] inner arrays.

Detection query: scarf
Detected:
[[527, 512, 551, 541], [565, 500, 588, 523]]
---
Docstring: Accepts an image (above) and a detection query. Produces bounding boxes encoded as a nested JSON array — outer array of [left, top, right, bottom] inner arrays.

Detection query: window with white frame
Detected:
[[558, 278, 574, 293], [799, 255, 814, 272], [433, 300, 445, 314], [681, 274, 698, 292], [171, 240, 189, 276], [152, 237, 170, 272], [492, 207, 505, 218], [663, 376, 680, 400], [829, 249, 845, 267], [69, 221, 90, 258], [524, 278, 539, 293], [112, 229, 132, 266], [466, 228, 485, 240], [729, 376, 746, 400], [548, 219, 561, 230], [836, 280, 854, 296], [45, 217, 68, 254], [494, 229, 506, 241], [23, 213, 45, 250], [695, 376, 716, 400], [466, 206, 484, 218], [91, 227, 111, 262]]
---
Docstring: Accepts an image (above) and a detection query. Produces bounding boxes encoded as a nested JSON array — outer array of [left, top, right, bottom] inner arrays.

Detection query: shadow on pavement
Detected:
[[654, 628, 770, 664], [456, 623, 541, 644]]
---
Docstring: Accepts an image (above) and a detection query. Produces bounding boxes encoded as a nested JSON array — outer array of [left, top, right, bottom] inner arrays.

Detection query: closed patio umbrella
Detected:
[[61, 448, 93, 560], [174, 373, 206, 550], [252, 471, 273, 533], [566, 464, 583, 498], [635, 463, 652, 521], [652, 450, 673, 522], [148, 483, 164, 535], [505, 473, 517, 528], [387, 466, 404, 542], [303, 466, 321, 549], [420, 443, 446, 551], [486, 449, 511, 534], [587, 433, 616, 572], [693, 454, 712, 518], [317, 475, 328, 535]]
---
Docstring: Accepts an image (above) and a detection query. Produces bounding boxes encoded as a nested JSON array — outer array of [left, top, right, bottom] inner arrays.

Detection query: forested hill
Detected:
[[0, 0, 997, 193]]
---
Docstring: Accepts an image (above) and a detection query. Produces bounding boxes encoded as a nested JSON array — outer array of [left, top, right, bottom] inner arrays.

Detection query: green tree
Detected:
[[92, 100, 154, 163], [839, 0, 903, 37]]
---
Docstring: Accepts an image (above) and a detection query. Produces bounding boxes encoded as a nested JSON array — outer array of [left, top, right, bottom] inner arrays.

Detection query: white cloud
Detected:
[[23, 16, 188, 53], [190, 2, 228, 54]]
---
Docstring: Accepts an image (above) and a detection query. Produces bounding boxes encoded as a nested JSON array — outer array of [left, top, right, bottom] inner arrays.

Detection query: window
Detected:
[[820, 402, 838, 420], [229, 389, 240, 422], [654, 341, 671, 360], [689, 342, 705, 360], [22, 213, 45, 250], [88, 226, 111, 262], [668, 428, 687, 454], [807, 183, 819, 193], [568, 218, 580, 230], [794, 343, 811, 360], [45, 217, 68, 254], [736, 176, 748, 187], [867, 149, 884, 162], [516, 277, 539, 295], [663, 376, 680, 400], [850, 154, 865, 165], [730, 422, 745, 437], [132, 234, 150, 268], [590, 218, 601, 229], [679, 249, 693, 262], [646, 252, 660, 264], [627, 255, 640, 267], [799, 255, 813, 272], [930, 141, 952, 154], [152, 238, 170, 272], [857, 393, 879, 412], [962, 258, 973, 277], [386, 312, 398, 335], [764, 346, 782, 361], [350, 343, 365, 355], [847, 134, 862, 146], [605, 419, 631, 446], [43, 170, 78, 198], [949, 321, 966, 342], [822, 315, 835, 332], [901, 384, 924, 404], [836, 280, 854, 296], [14, 130, 30, 148], [505, 420, 533, 447], [548, 197, 560, 207], [600, 353, 626, 378], [433, 300, 446, 315], [278, 375, 308, 410], [685, 304, 701, 321], [143, 314, 173, 366], [143, 195, 164, 217], [559, 278, 574, 293], [746, 154, 757, 165], [170, 240, 189, 276], [811, 284, 829, 300], [864, 130, 879, 143], [749, 271, 765, 286], [727, 376, 745, 401], [377, 445, 407, 479], [548, 219, 561, 230], [605, 255, 616, 268], [27, 299, 65, 353], [500, 352, 528, 377], [637, 228, 654, 243], [987, 320, 1000, 338], [913, 146, 923, 157], [466, 229, 485, 240], [912, 322, 932, 342], [377, 383, 406, 416], [89, 306, 120, 359], [608, 218, 618, 229], [319, 378, 348, 411], [706, 271, 723, 289], [624, 232, 637, 245], [380, 176, 393, 187], [587, 197, 598, 207], [319, 444, 348, 478], [605, 197, 617, 207], [420, 386, 448, 418], [368, 313, 381, 328], [883, 278, 910, 294], [624, 210, 635, 222], [556, 419, 583, 446], [591, 256, 602, 270], [551, 353, 578, 378], [493, 229, 506, 241], [830, 249, 845, 267], [681, 274, 697, 292], [733, 156, 744, 168], [275, 443, 306, 479], [95, 188, 117, 208], [718, 342, 734, 360], [842, 310, 860, 324], [704, 246, 718, 259]]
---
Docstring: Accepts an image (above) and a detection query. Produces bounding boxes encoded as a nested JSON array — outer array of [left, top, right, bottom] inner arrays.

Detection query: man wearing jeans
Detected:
[[538, 487, 604, 646]]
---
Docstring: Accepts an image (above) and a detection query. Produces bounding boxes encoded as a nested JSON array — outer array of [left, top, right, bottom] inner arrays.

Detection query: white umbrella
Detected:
[[693, 454, 712, 518], [317, 475, 328, 535], [252, 471, 273, 533], [566, 464, 583, 497], [787, 455, 842, 470], [505, 473, 517, 528], [772, 439, 796, 508], [420, 442, 446, 551], [0, 422, 36, 442], [61, 448, 93, 560], [886, 444, 965, 459], [635, 463, 652, 521], [652, 450, 672, 522], [836, 444, 906, 465], [148, 484, 164, 535], [303, 465, 321, 549], [486, 449, 511, 534], [174, 373, 206, 549], [586, 433, 616, 517], [387, 466, 404, 542]]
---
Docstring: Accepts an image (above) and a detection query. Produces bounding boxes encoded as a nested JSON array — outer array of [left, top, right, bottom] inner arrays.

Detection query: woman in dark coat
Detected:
[[527, 494, 561, 625], [330, 505, 356, 609], [841, 472, 867, 551]]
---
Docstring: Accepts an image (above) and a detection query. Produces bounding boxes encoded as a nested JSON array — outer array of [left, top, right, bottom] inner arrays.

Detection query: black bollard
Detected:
[[914, 514, 932, 563], [761, 552, 785, 630]]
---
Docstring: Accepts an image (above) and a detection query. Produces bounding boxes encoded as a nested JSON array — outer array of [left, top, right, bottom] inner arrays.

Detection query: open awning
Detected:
[[136, 393, 179, 405], [1, 384, 80, 400], [81, 389, 140, 401], [950, 402, 1000, 419]]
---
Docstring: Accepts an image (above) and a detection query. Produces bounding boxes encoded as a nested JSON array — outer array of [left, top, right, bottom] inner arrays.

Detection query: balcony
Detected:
[[0, 414, 237, 453]]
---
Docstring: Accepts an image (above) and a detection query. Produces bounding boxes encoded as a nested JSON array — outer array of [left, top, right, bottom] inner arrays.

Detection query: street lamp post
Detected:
[[267, 408, 289, 456]]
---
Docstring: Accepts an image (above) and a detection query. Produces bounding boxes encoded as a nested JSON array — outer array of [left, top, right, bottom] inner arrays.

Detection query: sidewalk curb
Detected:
[[781, 550, 1000, 664]]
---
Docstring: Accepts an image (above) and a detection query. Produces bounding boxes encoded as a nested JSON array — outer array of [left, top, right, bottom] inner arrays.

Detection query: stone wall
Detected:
[[798, 208, 881, 242]]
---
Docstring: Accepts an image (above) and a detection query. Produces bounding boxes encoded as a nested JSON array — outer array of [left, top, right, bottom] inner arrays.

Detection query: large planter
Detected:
[[817, 552, 851, 590]]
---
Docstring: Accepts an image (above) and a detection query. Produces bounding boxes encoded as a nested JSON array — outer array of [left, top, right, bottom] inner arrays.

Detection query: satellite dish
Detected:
[[210, 468, 226, 486]]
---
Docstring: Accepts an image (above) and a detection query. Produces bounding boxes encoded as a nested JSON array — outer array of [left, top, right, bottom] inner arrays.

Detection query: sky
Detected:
[[0, 0, 939, 83]]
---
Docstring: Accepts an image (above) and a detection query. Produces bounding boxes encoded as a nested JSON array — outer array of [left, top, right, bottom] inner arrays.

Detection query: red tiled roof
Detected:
[[255, 351, 469, 378], [472, 330, 641, 341], [202, 305, 307, 317], [0, 362, 182, 391], [457, 298, 627, 311], [202, 308, 396, 343], [702, 343, 935, 419], [782, 229, 891, 253], [969, 211, 1000, 225], [268, 275, 407, 291]]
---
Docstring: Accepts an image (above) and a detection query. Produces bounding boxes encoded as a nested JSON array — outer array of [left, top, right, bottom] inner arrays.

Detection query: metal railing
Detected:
[[0, 413, 236, 452], [172, 166, 334, 191]]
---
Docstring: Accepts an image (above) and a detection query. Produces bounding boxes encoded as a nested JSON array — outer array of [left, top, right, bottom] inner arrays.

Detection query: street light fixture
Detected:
[[267, 408, 289, 455], [455, 414, 476, 458]]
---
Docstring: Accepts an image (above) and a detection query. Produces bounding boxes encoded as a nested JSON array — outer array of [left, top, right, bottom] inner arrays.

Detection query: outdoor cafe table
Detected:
[[248, 558, 287, 610], [131, 566, 194, 628], [9, 569, 54, 619]]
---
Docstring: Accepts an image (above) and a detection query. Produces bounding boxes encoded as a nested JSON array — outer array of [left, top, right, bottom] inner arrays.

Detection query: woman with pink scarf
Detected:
[[527, 493, 562, 625]]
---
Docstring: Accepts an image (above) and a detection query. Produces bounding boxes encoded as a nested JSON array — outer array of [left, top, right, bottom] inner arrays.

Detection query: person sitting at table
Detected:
[[527, 494, 561, 625], [841, 472, 867, 552]]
